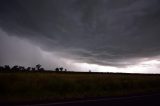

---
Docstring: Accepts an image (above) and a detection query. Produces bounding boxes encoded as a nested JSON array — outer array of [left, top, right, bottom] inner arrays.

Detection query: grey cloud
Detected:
[[0, 28, 76, 70], [0, 0, 160, 67]]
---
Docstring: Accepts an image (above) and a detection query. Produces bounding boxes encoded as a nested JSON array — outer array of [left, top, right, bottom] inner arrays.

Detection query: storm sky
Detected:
[[0, 0, 160, 73]]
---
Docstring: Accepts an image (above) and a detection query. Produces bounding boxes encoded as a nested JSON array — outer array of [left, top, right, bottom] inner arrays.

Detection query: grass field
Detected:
[[0, 72, 160, 102]]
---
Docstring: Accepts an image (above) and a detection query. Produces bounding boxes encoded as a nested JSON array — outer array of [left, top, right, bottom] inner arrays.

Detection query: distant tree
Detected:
[[32, 68, 36, 71], [26, 67, 31, 71], [0, 66, 4, 72], [59, 67, 63, 71], [36, 64, 41, 71], [65, 69, 67, 72], [4, 65, 10, 71], [19, 66, 25, 71], [55, 68, 59, 72], [39, 68, 44, 71], [12, 65, 19, 71]]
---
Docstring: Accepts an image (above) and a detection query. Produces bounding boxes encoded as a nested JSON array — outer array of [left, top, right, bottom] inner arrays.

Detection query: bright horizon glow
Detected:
[[40, 47, 160, 74], [74, 59, 160, 74]]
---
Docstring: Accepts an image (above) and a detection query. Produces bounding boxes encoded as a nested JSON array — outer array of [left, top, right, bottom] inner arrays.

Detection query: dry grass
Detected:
[[0, 72, 160, 102]]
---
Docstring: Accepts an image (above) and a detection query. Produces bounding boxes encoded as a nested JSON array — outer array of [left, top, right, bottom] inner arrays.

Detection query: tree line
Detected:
[[0, 64, 67, 72]]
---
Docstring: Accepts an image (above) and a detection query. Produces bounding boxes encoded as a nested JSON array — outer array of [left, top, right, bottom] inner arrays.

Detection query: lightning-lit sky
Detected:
[[0, 0, 160, 73]]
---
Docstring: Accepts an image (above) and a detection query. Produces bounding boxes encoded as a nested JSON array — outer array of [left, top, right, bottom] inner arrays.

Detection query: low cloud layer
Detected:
[[0, 0, 160, 72]]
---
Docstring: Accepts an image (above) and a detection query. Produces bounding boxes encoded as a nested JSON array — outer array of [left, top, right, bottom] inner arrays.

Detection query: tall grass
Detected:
[[0, 72, 160, 102]]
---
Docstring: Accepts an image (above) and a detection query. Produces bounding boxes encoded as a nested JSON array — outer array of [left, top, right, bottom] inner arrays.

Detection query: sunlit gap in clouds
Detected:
[[74, 59, 160, 74]]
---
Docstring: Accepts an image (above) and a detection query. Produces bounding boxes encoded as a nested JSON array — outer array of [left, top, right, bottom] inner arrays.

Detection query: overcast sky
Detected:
[[0, 0, 160, 73]]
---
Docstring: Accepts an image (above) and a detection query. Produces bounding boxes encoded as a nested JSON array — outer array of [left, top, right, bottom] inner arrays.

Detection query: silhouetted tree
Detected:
[[0, 66, 4, 72], [0, 65, 46, 72], [65, 69, 67, 72], [4, 65, 10, 71], [36, 64, 41, 71], [32, 68, 36, 71], [55, 68, 59, 72], [12, 65, 19, 71], [59, 67, 63, 71], [27, 67, 31, 71], [19, 66, 25, 71], [39, 68, 44, 71]]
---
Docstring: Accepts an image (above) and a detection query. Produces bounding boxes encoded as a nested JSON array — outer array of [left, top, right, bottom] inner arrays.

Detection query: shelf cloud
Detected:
[[0, 0, 160, 72]]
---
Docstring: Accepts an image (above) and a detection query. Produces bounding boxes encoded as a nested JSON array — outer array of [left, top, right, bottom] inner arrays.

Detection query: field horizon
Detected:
[[1, 71, 160, 104]]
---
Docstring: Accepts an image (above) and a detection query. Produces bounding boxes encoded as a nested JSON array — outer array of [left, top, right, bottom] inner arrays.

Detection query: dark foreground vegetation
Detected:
[[0, 71, 160, 103], [0, 64, 67, 72]]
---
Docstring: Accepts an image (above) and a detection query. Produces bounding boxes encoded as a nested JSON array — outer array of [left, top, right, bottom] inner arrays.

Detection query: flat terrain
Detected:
[[0, 72, 160, 105], [19, 93, 160, 106]]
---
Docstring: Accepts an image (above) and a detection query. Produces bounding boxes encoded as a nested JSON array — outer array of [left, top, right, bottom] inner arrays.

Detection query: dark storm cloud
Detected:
[[0, 0, 160, 67]]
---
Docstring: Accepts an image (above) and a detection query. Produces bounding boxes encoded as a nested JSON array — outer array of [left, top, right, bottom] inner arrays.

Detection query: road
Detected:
[[2, 94, 160, 106]]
